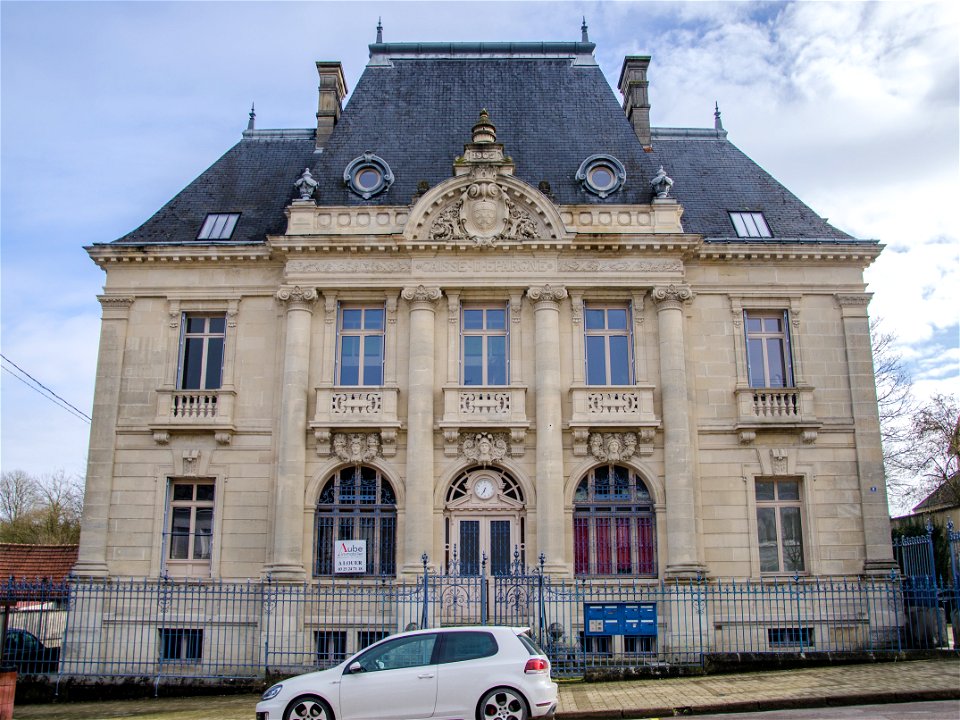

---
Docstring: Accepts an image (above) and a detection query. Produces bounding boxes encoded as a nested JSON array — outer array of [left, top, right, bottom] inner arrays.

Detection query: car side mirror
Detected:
[[348, 661, 365, 674]]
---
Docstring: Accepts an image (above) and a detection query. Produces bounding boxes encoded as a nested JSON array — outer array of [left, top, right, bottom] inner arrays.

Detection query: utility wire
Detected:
[[0, 353, 92, 424]]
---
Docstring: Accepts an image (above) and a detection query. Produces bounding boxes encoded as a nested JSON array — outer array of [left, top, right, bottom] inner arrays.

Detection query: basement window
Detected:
[[197, 213, 240, 240], [767, 627, 812, 647], [729, 212, 772, 238]]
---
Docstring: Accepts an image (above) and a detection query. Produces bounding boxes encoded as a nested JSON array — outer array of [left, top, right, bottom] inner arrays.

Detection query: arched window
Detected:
[[314, 466, 396, 576], [573, 465, 656, 577]]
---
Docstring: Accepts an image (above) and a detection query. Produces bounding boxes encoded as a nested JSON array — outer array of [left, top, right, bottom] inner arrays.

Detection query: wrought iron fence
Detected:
[[2, 558, 957, 686]]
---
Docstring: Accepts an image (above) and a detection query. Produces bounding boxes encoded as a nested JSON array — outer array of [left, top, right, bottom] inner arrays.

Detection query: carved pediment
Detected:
[[405, 109, 569, 246]]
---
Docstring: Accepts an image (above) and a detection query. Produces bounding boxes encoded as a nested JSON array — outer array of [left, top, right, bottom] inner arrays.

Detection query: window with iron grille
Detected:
[[574, 465, 656, 577], [178, 314, 226, 390], [337, 305, 385, 386], [756, 478, 805, 574], [314, 466, 396, 576], [316, 630, 347, 666], [744, 310, 794, 388], [159, 628, 203, 661]]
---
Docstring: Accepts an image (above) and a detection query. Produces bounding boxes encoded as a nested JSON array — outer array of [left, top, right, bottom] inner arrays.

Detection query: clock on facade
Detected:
[[473, 479, 495, 499]]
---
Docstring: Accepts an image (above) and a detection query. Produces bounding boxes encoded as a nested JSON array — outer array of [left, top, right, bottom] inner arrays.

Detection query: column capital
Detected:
[[401, 285, 442, 306], [276, 285, 319, 310], [651, 284, 693, 309], [526, 284, 568, 307], [836, 292, 872, 317]]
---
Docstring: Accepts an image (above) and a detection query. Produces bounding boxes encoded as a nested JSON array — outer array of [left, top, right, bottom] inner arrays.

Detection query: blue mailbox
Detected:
[[584, 602, 656, 637]]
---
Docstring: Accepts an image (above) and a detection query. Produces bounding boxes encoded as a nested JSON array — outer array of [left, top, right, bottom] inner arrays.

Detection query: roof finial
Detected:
[[472, 108, 496, 144], [247, 102, 256, 131], [581, 17, 589, 43], [714, 101, 724, 131], [376, 17, 383, 44]]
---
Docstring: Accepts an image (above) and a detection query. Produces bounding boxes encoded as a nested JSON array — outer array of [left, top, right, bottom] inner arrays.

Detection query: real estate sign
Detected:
[[334, 539, 367, 574]]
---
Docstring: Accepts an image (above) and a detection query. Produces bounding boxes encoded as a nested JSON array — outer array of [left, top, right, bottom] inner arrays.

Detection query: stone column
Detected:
[[837, 293, 896, 574], [401, 285, 442, 574], [527, 285, 568, 574], [73, 296, 134, 577], [265, 286, 318, 581], [652, 285, 705, 578]]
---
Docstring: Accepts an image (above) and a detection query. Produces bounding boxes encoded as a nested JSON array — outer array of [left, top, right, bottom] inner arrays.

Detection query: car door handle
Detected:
[[418, 673, 435, 679]]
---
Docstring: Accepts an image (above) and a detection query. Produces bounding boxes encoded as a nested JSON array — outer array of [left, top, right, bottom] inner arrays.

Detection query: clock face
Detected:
[[474, 479, 495, 499]]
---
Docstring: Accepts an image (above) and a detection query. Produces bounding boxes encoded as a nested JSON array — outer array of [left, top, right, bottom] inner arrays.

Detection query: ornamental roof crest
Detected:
[[405, 109, 569, 246]]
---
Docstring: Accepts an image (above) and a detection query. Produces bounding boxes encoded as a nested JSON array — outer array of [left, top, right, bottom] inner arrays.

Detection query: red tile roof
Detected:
[[0, 544, 78, 582]]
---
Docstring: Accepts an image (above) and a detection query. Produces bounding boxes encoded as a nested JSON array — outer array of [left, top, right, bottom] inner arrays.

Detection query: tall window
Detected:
[[744, 311, 794, 388], [167, 480, 215, 563], [315, 466, 396, 576], [584, 305, 632, 385], [337, 305, 384, 386], [756, 478, 804, 573], [462, 305, 508, 385], [574, 465, 656, 577], [178, 315, 225, 390]]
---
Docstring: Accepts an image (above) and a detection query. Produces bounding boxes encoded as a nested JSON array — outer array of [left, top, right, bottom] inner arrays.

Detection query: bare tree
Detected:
[[887, 393, 960, 510], [0, 469, 83, 544], [871, 318, 915, 466], [0, 469, 39, 524]]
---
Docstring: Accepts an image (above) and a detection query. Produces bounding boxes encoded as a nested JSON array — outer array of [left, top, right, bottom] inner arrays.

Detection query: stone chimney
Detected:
[[618, 56, 651, 150], [315, 62, 347, 150]]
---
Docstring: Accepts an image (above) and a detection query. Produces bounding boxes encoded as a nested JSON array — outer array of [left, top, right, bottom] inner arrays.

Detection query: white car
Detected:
[[256, 625, 558, 720]]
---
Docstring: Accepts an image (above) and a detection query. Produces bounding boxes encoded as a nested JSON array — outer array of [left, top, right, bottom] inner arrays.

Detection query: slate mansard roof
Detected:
[[111, 41, 857, 246]]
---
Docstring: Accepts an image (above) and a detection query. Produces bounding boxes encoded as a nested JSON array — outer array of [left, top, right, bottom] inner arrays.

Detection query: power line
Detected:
[[0, 353, 92, 424]]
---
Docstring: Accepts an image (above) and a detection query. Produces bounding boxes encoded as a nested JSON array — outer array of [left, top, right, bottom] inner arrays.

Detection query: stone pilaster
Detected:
[[401, 285, 442, 574], [73, 296, 134, 577], [527, 285, 568, 574], [265, 286, 318, 581], [652, 285, 706, 578], [837, 293, 897, 574]]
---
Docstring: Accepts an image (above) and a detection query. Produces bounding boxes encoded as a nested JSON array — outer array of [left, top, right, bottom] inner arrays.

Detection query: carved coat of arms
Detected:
[[460, 182, 506, 240]]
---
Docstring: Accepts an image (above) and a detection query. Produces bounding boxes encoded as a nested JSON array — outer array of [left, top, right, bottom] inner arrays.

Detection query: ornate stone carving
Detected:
[[589, 432, 638, 463], [526, 284, 568, 305], [427, 182, 538, 246], [153, 431, 171, 445], [287, 260, 412, 275], [401, 285, 442, 304], [461, 432, 508, 464], [770, 448, 789, 475], [182, 449, 201, 476], [294, 167, 318, 200], [332, 432, 381, 463], [738, 430, 757, 444], [276, 286, 318, 309], [650, 165, 674, 199], [651, 284, 693, 307], [214, 431, 232, 445], [835, 293, 872, 306]]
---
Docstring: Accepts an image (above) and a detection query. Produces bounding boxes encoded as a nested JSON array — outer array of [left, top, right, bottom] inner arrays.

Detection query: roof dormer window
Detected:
[[729, 212, 772, 238], [197, 213, 240, 240], [576, 154, 626, 198]]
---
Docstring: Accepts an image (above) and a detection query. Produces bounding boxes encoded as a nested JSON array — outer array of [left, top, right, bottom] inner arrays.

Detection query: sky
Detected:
[[1, 1, 958, 511]]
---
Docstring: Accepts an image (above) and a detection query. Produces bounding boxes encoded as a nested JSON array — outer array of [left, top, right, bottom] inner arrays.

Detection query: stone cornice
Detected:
[[694, 241, 882, 266], [86, 243, 273, 268]]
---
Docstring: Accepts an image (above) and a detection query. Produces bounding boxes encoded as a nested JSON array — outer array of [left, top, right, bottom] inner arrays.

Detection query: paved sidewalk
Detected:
[[12, 658, 960, 719], [556, 658, 960, 719]]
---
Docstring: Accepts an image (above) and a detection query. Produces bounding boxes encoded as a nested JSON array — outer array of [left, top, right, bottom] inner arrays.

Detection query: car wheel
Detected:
[[478, 687, 528, 720], [284, 694, 333, 720]]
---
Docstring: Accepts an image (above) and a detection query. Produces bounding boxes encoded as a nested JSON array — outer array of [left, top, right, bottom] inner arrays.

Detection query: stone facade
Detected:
[[75, 40, 896, 590]]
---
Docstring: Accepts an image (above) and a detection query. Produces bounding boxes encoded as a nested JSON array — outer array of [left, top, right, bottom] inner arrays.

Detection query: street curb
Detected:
[[555, 688, 960, 719]]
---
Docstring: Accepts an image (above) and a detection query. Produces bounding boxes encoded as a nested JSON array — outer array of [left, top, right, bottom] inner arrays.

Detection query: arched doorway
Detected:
[[443, 467, 526, 576]]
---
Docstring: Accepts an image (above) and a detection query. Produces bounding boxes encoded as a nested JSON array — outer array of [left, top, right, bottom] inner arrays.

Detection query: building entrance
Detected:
[[444, 467, 526, 577]]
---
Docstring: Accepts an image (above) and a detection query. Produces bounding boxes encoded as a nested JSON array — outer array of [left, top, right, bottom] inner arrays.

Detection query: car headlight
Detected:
[[261, 684, 283, 701]]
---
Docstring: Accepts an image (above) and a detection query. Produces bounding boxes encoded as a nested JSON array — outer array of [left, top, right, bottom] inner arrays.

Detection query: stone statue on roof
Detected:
[[295, 168, 318, 200], [651, 165, 674, 199]]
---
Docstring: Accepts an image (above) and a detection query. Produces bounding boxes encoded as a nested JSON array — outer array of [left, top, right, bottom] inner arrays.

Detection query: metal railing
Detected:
[[2, 559, 957, 686]]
